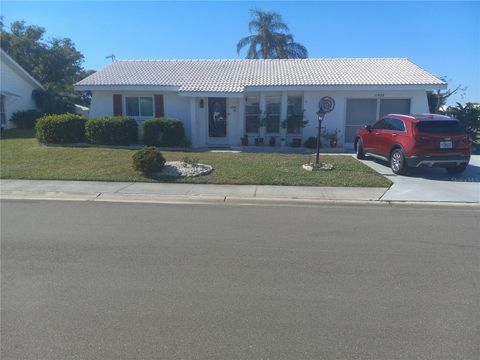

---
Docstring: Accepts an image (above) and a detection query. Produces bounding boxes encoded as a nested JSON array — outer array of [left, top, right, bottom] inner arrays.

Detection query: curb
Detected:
[[1, 191, 479, 208]]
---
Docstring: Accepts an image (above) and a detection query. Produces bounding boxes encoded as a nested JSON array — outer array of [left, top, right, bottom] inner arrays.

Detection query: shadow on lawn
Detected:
[[0, 128, 36, 139]]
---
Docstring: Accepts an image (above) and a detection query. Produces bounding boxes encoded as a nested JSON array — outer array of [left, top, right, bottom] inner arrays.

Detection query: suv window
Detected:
[[385, 118, 406, 132], [416, 120, 465, 134], [372, 119, 387, 130]]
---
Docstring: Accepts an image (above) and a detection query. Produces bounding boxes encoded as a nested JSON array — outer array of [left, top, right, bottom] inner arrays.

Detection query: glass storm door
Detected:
[[207, 97, 227, 144]]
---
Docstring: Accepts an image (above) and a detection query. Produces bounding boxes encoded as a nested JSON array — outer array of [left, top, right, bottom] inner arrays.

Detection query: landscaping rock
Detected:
[[158, 161, 213, 177], [302, 162, 334, 171]]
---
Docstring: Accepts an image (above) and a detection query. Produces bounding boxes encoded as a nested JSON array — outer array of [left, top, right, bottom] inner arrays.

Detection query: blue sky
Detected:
[[2, 1, 479, 104]]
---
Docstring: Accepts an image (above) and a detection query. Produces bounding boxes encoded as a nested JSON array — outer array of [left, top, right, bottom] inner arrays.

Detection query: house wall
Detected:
[[0, 58, 40, 129], [88, 89, 429, 148], [89, 91, 191, 139]]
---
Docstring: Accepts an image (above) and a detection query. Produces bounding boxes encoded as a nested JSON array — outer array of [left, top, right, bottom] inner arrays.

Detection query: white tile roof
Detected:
[[75, 58, 445, 92]]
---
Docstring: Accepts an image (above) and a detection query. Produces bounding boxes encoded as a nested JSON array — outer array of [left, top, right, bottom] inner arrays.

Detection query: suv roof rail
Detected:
[[386, 113, 415, 119], [413, 113, 454, 121]]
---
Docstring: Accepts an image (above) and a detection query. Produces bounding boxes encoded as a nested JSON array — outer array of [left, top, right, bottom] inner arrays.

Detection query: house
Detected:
[[74, 58, 446, 148], [0, 48, 44, 129]]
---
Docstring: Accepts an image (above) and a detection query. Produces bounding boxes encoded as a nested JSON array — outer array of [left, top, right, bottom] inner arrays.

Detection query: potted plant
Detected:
[[269, 136, 276, 147], [241, 134, 249, 146], [291, 138, 302, 147], [328, 129, 340, 148]]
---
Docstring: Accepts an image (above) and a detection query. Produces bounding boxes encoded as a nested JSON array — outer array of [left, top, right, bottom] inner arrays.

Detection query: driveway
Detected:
[[358, 155, 480, 203]]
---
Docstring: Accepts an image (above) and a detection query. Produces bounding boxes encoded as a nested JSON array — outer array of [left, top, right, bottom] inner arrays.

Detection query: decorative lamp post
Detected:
[[315, 96, 335, 165], [315, 110, 325, 165]]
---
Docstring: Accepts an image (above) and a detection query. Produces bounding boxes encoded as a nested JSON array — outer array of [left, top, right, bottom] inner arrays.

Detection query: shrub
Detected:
[[447, 102, 480, 141], [36, 113, 86, 144], [132, 147, 166, 175], [10, 109, 42, 129], [141, 118, 185, 147], [304, 137, 318, 149], [85, 116, 138, 145]]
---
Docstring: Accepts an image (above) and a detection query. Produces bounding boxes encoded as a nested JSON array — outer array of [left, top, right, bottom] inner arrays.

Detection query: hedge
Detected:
[[85, 116, 138, 145], [141, 118, 185, 147], [36, 113, 86, 144], [132, 147, 166, 175], [10, 109, 42, 129]]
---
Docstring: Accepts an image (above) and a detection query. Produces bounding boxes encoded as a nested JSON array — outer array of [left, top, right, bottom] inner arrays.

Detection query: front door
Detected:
[[207, 97, 228, 145]]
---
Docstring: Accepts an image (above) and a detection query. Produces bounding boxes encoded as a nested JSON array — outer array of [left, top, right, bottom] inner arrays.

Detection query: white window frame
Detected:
[[244, 95, 261, 134], [286, 94, 304, 135], [265, 94, 281, 135]]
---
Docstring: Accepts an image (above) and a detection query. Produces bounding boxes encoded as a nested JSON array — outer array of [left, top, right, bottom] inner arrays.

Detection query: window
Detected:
[[385, 118, 406, 132], [266, 95, 280, 133], [287, 95, 303, 134], [245, 96, 260, 133], [416, 121, 465, 134], [125, 97, 153, 117], [372, 119, 388, 130]]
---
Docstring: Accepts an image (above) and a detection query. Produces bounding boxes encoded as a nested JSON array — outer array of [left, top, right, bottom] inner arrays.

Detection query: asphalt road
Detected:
[[1, 200, 479, 359]]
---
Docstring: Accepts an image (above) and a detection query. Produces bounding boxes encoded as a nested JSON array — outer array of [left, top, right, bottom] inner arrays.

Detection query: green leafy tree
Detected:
[[237, 9, 308, 59], [446, 102, 480, 141], [0, 18, 94, 109]]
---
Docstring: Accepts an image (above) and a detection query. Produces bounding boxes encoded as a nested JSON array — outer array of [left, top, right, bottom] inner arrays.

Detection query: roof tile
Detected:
[[75, 58, 445, 92]]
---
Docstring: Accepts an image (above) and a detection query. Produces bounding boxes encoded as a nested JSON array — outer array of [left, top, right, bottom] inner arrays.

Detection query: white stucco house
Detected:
[[74, 58, 446, 149], [0, 48, 44, 129]]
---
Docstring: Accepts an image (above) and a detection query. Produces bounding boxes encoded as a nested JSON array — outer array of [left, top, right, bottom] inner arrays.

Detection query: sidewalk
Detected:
[[1, 179, 387, 205]]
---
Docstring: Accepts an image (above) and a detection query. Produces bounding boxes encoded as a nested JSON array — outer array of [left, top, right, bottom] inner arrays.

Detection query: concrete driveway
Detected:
[[359, 155, 480, 203]]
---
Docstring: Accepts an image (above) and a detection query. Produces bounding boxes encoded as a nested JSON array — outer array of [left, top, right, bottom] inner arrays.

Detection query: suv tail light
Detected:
[[412, 123, 430, 146]]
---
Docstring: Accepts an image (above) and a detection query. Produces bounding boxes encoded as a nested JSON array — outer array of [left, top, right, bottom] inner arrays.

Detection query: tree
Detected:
[[446, 102, 480, 141], [426, 76, 466, 113], [0, 18, 94, 109], [237, 9, 308, 59]]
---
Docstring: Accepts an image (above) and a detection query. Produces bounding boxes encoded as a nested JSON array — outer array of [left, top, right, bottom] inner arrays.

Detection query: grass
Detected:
[[0, 129, 391, 187]]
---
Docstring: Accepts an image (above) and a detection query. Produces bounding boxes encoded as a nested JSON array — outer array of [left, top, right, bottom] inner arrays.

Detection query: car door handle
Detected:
[[392, 133, 397, 137], [374, 132, 380, 135]]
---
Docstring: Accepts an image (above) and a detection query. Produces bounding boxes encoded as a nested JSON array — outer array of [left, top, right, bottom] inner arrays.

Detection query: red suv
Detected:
[[355, 114, 471, 175]]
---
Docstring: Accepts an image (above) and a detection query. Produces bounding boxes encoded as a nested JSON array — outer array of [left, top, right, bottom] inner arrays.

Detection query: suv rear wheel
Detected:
[[446, 163, 468, 175], [390, 148, 408, 175], [356, 139, 366, 159]]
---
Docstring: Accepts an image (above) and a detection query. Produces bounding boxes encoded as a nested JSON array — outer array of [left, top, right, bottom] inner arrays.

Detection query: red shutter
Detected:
[[113, 94, 122, 116], [154, 95, 164, 118]]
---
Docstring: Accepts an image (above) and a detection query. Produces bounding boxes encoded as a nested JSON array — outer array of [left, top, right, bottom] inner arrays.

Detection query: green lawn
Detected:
[[0, 129, 391, 187]]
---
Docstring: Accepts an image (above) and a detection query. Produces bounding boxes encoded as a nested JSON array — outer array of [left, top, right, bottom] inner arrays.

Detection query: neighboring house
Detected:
[[74, 103, 90, 118], [0, 48, 44, 129], [74, 58, 446, 149]]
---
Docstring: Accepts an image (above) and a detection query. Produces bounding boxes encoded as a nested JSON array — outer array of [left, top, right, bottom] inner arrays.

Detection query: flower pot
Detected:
[[291, 138, 302, 147], [330, 139, 337, 148]]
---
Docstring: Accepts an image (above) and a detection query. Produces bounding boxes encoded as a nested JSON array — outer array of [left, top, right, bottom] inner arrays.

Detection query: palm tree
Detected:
[[237, 9, 308, 59]]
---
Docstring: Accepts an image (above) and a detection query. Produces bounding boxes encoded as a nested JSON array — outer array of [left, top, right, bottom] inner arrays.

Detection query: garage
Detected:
[[345, 98, 411, 143]]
